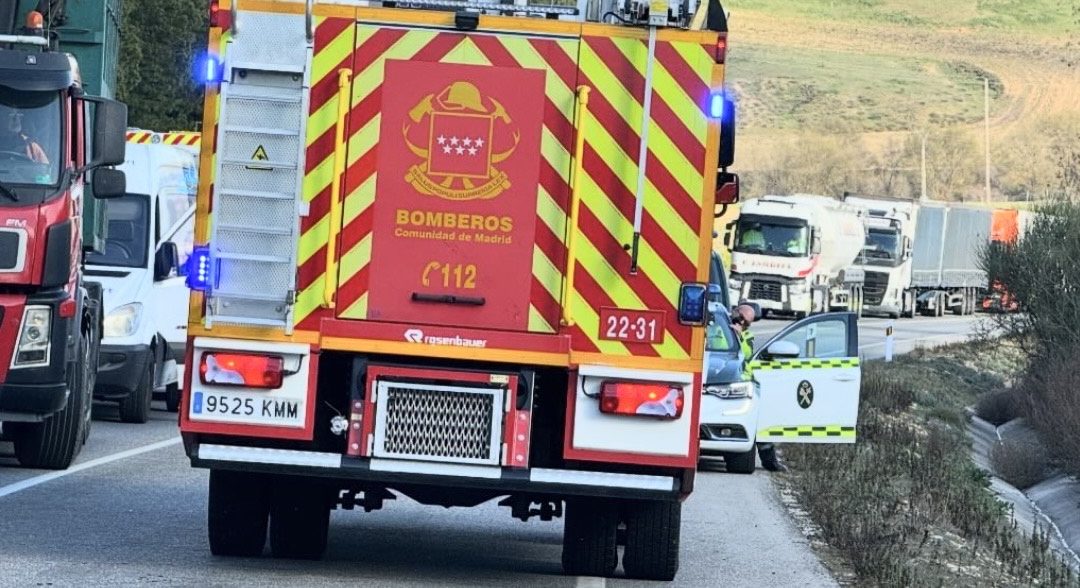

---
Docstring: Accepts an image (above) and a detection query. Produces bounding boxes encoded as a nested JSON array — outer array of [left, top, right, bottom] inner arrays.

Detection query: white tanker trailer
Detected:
[[725, 194, 867, 318]]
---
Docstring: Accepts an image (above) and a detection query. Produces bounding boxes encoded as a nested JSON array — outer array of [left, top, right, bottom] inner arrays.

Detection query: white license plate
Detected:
[[189, 390, 303, 428]]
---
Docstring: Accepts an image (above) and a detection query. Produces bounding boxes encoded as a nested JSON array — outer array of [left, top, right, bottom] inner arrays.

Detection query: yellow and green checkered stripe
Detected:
[[760, 425, 857, 439], [749, 358, 861, 371]]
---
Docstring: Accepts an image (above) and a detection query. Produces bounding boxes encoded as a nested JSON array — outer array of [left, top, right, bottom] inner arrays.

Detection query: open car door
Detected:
[[749, 312, 861, 443]]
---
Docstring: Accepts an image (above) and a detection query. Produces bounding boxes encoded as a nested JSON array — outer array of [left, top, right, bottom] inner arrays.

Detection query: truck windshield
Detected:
[[734, 218, 809, 257], [86, 195, 150, 269], [0, 88, 62, 187], [863, 228, 901, 265]]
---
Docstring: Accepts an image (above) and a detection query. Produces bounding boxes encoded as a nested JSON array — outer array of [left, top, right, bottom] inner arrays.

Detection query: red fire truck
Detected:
[[179, 0, 858, 580]]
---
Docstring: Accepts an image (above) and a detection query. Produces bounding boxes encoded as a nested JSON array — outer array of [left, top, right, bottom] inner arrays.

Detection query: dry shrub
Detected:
[[991, 439, 1049, 490], [975, 389, 1024, 426], [1025, 347, 1080, 478], [861, 372, 916, 413]]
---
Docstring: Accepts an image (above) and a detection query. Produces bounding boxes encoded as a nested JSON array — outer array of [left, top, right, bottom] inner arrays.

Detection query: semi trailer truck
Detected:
[[727, 194, 867, 318]]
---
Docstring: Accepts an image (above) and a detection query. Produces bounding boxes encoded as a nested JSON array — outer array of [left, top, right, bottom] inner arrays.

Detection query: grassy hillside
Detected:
[[723, 0, 1080, 200]]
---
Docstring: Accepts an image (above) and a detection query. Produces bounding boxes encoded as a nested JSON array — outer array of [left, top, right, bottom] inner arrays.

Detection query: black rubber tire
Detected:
[[269, 479, 332, 560], [208, 469, 270, 557], [118, 353, 153, 423], [11, 335, 91, 470], [562, 498, 618, 577], [622, 499, 681, 581], [164, 382, 181, 413], [723, 449, 757, 474]]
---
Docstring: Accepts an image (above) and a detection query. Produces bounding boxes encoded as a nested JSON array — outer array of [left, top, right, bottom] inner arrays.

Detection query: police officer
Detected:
[[731, 303, 787, 472]]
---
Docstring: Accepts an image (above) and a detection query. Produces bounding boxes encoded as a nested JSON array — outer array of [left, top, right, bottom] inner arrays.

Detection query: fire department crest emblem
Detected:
[[403, 81, 520, 201]]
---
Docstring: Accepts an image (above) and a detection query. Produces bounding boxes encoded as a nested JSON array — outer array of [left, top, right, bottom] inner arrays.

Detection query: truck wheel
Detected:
[[165, 383, 181, 413], [269, 478, 331, 560], [118, 355, 153, 423], [208, 469, 270, 557], [562, 498, 618, 577], [11, 335, 91, 469], [621, 499, 681, 581], [723, 449, 756, 474]]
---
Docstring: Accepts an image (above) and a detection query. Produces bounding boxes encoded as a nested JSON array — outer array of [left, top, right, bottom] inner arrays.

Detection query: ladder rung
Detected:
[[226, 94, 302, 105], [212, 290, 290, 302], [211, 315, 289, 328], [217, 188, 295, 200], [220, 158, 298, 170], [223, 126, 301, 137], [217, 223, 293, 235], [216, 252, 292, 263]]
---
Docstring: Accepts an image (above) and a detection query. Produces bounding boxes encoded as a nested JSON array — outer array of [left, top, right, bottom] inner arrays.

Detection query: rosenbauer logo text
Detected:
[[404, 328, 488, 349]]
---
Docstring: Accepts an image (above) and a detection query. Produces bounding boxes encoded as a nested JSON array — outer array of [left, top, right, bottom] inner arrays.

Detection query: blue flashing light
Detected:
[[196, 54, 222, 85], [186, 246, 212, 291], [678, 282, 709, 325], [709, 93, 725, 119]]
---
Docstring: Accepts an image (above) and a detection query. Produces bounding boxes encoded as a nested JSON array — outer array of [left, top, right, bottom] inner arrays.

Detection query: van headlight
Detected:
[[728, 278, 742, 291], [704, 381, 754, 399], [13, 305, 52, 368], [789, 281, 808, 294], [104, 303, 143, 338]]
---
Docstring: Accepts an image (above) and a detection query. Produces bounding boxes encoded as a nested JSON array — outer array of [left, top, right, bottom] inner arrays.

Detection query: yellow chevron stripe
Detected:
[[343, 173, 376, 226], [536, 185, 567, 241], [342, 291, 368, 319], [540, 126, 572, 184], [580, 41, 704, 196], [338, 233, 372, 288], [615, 39, 708, 142], [499, 36, 576, 121], [532, 244, 562, 302], [352, 29, 439, 105], [293, 274, 326, 325], [580, 112, 697, 265], [574, 235, 688, 358], [571, 290, 629, 356], [577, 171, 681, 309], [671, 39, 713, 87], [528, 305, 554, 332], [298, 216, 328, 265]]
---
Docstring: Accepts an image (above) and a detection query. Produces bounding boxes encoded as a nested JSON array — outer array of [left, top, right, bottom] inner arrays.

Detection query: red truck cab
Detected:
[[0, 13, 127, 469]]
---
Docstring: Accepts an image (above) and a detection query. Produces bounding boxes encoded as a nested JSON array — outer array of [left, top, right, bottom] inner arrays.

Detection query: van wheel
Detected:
[[269, 478, 332, 560], [208, 469, 270, 557], [562, 498, 618, 577], [621, 499, 681, 581], [119, 355, 153, 423], [11, 335, 91, 469]]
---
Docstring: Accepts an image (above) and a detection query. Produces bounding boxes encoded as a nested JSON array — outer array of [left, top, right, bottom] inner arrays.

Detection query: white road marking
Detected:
[[0, 437, 182, 499], [575, 576, 606, 588]]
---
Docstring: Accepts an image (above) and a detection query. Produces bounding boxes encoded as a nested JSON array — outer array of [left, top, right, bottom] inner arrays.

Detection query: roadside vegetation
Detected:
[[981, 197, 1080, 480], [781, 340, 1078, 586]]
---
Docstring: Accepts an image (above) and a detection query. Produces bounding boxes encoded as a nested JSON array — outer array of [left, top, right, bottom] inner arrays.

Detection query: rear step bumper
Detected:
[[191, 443, 681, 500]]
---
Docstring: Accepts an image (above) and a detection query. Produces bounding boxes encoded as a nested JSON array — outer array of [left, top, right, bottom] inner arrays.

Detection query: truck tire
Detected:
[[723, 449, 756, 474], [118, 354, 154, 423], [208, 469, 270, 557], [562, 498, 618, 577], [11, 334, 91, 469], [621, 499, 681, 581], [165, 382, 181, 413], [269, 478, 331, 560]]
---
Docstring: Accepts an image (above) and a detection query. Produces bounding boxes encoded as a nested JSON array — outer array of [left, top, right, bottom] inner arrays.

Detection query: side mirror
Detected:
[[811, 235, 822, 255], [903, 236, 913, 259], [719, 96, 735, 168], [155, 242, 180, 281], [764, 340, 800, 359], [88, 98, 128, 169], [723, 221, 735, 249], [715, 172, 740, 207], [91, 168, 126, 199]]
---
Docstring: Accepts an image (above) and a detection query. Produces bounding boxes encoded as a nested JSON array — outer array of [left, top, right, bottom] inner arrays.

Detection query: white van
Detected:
[[85, 137, 197, 422]]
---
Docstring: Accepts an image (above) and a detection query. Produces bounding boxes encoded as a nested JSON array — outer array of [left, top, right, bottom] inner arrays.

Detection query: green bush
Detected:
[[991, 438, 1049, 490]]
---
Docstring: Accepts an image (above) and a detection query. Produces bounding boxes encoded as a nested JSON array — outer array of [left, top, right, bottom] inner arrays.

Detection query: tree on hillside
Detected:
[[117, 0, 207, 131]]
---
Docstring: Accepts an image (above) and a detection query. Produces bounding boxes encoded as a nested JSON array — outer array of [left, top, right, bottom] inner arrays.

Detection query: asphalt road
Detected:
[[0, 314, 984, 587]]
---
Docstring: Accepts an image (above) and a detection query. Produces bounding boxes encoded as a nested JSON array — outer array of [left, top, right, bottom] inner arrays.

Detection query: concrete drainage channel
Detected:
[[968, 412, 1080, 570]]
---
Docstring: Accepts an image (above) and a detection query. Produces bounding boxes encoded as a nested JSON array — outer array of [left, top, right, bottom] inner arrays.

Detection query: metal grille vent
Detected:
[[373, 382, 504, 465], [749, 280, 783, 302], [0, 229, 25, 272]]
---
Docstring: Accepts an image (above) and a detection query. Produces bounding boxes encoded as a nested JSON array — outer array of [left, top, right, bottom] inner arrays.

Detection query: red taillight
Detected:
[[58, 298, 76, 318], [715, 34, 727, 64], [209, 0, 231, 30], [199, 352, 284, 389], [599, 381, 684, 419]]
